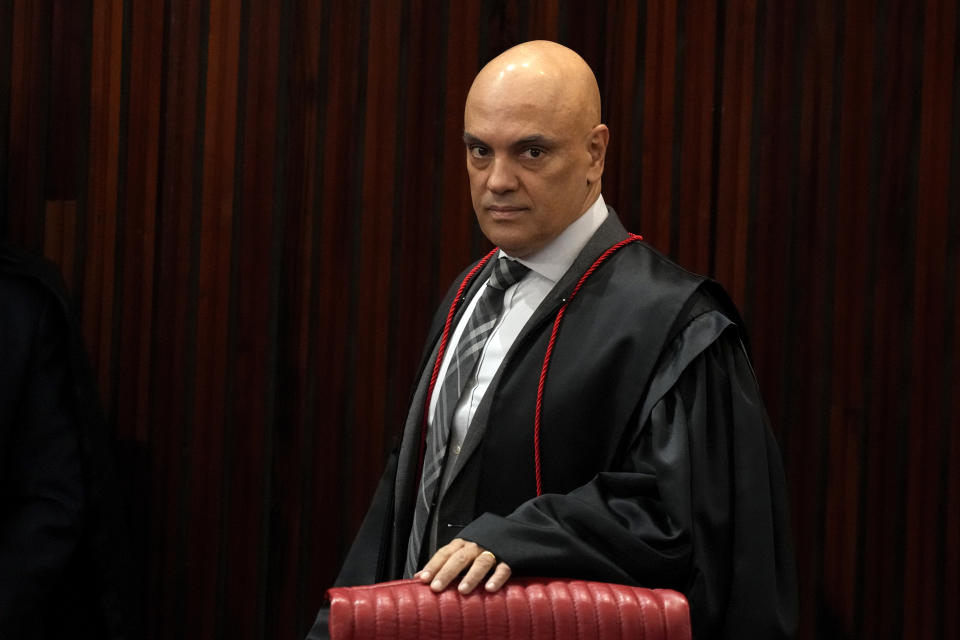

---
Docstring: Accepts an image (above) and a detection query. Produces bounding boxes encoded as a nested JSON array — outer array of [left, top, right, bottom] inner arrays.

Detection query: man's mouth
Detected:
[[487, 205, 527, 218]]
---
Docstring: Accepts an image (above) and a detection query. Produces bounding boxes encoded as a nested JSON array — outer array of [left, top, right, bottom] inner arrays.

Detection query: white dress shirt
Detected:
[[428, 195, 609, 455]]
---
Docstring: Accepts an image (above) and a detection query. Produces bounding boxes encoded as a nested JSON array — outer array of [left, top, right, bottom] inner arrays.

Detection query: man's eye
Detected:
[[522, 147, 545, 159], [469, 146, 490, 158]]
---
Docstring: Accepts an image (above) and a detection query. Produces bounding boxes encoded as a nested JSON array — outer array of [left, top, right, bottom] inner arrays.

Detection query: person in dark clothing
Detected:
[[0, 243, 132, 639], [309, 40, 797, 639]]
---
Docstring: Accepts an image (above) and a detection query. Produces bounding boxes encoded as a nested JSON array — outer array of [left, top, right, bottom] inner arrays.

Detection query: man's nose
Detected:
[[486, 158, 518, 193]]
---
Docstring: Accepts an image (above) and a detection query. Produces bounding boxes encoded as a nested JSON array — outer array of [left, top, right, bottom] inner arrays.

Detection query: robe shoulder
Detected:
[[595, 241, 745, 342]]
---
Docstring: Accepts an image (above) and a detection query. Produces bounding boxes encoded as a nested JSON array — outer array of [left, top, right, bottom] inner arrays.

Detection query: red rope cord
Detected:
[[533, 233, 642, 495], [415, 248, 499, 483]]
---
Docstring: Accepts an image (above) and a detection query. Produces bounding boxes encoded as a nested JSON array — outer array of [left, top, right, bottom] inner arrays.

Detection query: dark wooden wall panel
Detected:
[[908, 3, 954, 638], [2, 2, 958, 639], [269, 3, 326, 635]]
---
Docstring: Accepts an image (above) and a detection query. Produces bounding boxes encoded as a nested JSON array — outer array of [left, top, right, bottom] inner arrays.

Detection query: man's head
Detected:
[[463, 40, 609, 258]]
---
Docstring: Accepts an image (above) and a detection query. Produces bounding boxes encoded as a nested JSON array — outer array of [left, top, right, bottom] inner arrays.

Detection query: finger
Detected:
[[430, 541, 481, 591], [457, 549, 499, 594], [484, 562, 512, 592], [417, 538, 466, 582]]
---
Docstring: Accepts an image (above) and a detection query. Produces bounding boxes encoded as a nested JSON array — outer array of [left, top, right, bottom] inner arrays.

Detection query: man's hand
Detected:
[[415, 538, 512, 594]]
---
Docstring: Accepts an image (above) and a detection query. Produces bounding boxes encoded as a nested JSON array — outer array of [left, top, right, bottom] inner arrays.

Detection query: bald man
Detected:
[[308, 41, 797, 639]]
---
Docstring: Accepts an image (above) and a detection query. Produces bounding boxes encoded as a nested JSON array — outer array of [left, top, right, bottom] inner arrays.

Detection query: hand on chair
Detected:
[[415, 538, 512, 594]]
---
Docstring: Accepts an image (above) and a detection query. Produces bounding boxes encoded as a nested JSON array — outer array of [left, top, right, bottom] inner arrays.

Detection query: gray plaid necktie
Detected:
[[404, 257, 530, 576]]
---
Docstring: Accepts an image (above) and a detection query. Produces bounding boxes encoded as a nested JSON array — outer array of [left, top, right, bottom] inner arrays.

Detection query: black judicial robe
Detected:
[[330, 211, 798, 639], [0, 244, 132, 639]]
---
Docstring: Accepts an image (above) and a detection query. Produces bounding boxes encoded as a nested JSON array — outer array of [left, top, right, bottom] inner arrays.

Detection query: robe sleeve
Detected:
[[458, 312, 798, 639]]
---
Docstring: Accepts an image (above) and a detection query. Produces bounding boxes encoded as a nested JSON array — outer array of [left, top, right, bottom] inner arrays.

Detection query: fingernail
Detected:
[[419, 571, 430, 580], [431, 579, 442, 590], [486, 581, 495, 590], [458, 582, 470, 593]]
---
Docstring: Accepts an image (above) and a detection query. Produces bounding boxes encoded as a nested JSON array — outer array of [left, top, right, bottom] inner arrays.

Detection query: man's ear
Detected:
[[586, 124, 609, 183]]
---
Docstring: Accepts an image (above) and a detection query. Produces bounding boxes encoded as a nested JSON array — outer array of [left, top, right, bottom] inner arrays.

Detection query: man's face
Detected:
[[463, 86, 598, 258]]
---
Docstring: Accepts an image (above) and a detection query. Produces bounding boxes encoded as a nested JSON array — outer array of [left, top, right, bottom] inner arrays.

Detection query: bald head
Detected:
[[462, 41, 609, 257], [467, 40, 601, 133]]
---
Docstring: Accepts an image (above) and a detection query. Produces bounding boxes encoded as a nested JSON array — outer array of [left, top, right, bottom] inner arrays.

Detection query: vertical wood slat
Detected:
[[601, 0, 641, 230], [186, 0, 242, 636], [906, 2, 956, 638], [527, 0, 560, 41], [0, 0, 12, 235], [749, 0, 794, 401], [789, 3, 843, 638], [944, 5, 960, 634], [714, 0, 758, 310], [42, 199, 62, 275], [438, 0, 480, 286], [224, 0, 286, 636], [149, 0, 206, 636], [638, 0, 677, 253], [827, 0, 873, 632], [314, 0, 364, 573], [673, 1, 716, 276], [350, 0, 400, 531], [2, 2, 959, 639], [8, 0, 52, 245], [116, 0, 162, 443], [84, 0, 122, 407], [865, 3, 925, 638], [46, 0, 86, 202], [947, 285, 960, 640], [42, 199, 76, 291], [268, 0, 323, 635]]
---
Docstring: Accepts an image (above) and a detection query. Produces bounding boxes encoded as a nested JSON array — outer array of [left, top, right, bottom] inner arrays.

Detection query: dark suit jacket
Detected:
[[326, 210, 798, 638], [0, 245, 132, 640]]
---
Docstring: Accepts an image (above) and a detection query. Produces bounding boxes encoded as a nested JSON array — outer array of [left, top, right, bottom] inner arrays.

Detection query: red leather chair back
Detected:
[[327, 578, 691, 639]]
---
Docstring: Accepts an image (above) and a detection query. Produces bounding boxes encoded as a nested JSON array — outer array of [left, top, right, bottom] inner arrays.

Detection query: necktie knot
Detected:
[[487, 257, 530, 291]]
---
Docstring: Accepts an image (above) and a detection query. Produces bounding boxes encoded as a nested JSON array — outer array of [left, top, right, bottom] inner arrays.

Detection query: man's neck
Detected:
[[505, 194, 608, 284]]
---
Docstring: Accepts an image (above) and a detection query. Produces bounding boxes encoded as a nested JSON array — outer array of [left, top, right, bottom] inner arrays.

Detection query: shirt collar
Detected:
[[500, 194, 609, 284]]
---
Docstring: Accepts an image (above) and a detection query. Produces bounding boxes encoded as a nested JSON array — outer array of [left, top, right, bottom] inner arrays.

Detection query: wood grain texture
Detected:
[[2, 2, 958, 638]]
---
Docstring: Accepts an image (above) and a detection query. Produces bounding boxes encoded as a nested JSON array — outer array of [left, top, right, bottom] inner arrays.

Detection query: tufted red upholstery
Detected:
[[327, 578, 691, 639]]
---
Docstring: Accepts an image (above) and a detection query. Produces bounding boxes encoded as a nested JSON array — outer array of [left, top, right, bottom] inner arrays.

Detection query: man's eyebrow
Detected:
[[512, 134, 554, 148], [462, 132, 485, 145], [461, 132, 556, 148]]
